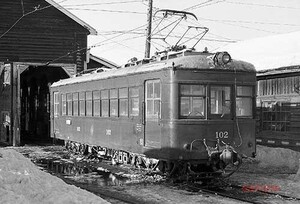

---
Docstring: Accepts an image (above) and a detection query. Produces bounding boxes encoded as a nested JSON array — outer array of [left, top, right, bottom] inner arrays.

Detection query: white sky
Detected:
[[54, 0, 300, 65]]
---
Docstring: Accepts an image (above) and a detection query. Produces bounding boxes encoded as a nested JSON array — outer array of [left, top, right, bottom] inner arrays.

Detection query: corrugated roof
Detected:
[[45, 0, 97, 35], [221, 31, 300, 71]]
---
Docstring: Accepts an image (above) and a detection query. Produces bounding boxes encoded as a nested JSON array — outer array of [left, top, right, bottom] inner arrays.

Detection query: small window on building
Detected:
[[93, 90, 100, 117], [62, 94, 67, 116], [86, 91, 92, 116], [53, 92, 59, 117], [119, 88, 128, 117], [101, 90, 109, 117], [236, 86, 253, 117], [110, 89, 118, 117], [129, 87, 139, 116], [67, 93, 72, 116], [79, 92, 85, 116], [73, 93, 79, 116], [180, 84, 205, 118]]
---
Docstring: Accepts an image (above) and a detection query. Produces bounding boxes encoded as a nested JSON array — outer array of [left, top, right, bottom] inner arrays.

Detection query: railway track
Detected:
[[16, 145, 300, 204]]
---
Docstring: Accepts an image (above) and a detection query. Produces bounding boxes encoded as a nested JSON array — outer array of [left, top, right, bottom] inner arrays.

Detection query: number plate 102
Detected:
[[216, 131, 229, 139]]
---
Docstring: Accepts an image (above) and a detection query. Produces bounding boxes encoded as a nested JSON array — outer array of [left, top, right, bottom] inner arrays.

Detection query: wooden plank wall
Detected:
[[0, 0, 89, 73]]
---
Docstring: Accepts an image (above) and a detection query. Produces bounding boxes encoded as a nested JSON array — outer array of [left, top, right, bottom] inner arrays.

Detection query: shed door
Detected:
[[145, 80, 161, 148]]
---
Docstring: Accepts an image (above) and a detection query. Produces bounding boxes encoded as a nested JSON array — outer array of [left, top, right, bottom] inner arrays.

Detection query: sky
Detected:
[[53, 0, 300, 66]]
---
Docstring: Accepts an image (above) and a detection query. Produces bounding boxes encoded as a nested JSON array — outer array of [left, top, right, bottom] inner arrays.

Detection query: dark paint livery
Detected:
[[50, 50, 256, 165]]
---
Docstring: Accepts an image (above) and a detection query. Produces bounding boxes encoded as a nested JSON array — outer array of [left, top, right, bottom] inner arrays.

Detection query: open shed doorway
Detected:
[[20, 66, 69, 144]]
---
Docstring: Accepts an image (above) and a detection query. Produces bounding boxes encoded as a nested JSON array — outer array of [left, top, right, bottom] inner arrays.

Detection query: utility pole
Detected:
[[144, 0, 153, 59]]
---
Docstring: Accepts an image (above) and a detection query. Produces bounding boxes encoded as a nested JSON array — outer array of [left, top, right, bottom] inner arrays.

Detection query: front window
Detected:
[[180, 84, 205, 118], [210, 86, 231, 118], [236, 86, 253, 117]]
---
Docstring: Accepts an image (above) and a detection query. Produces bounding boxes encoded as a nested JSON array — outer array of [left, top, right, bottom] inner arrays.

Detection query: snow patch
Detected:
[[241, 145, 300, 174], [0, 148, 109, 204]]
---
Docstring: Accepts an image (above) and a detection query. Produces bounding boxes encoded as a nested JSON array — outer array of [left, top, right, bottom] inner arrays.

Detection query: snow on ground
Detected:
[[240, 145, 300, 174], [228, 145, 300, 201], [0, 148, 109, 204]]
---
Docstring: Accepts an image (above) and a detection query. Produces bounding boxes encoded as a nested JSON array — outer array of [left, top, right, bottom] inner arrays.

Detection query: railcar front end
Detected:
[[157, 53, 256, 176]]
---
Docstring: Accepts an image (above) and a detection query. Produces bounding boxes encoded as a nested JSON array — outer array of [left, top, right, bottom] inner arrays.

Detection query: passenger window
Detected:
[[119, 88, 128, 117], [79, 92, 85, 116], [236, 86, 253, 117], [93, 91, 100, 117], [210, 86, 231, 118], [86, 91, 92, 116], [180, 84, 205, 118], [110, 89, 118, 117], [53, 92, 59, 117], [146, 80, 161, 118], [67, 93, 72, 116], [101, 90, 109, 117], [73, 93, 79, 116], [129, 87, 139, 116], [62, 94, 66, 116]]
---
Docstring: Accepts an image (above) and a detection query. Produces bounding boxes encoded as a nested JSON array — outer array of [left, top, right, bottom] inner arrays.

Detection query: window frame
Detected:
[[93, 90, 101, 117], [236, 85, 254, 118], [61, 93, 67, 116], [129, 87, 139, 117], [119, 87, 129, 117], [86, 91, 93, 117], [79, 92, 86, 116], [53, 92, 60, 117], [209, 85, 232, 119], [110, 89, 119, 117], [73, 92, 79, 116], [101, 89, 109, 117], [179, 84, 206, 119]]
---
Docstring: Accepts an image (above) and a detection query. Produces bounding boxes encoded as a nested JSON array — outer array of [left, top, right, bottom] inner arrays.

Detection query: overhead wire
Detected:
[[62, 0, 142, 7], [65, 8, 146, 14], [225, 1, 300, 10]]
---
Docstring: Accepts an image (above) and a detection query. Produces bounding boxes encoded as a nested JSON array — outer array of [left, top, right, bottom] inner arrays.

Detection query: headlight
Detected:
[[213, 51, 232, 66]]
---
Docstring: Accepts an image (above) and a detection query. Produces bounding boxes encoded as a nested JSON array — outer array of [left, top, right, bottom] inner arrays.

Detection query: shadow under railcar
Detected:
[[20, 66, 69, 145]]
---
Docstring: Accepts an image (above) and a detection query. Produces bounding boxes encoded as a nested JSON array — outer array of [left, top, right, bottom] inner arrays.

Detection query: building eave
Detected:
[[45, 0, 97, 35]]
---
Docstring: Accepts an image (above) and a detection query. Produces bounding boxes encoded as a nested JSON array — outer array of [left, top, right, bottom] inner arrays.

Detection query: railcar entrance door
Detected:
[[144, 80, 161, 148]]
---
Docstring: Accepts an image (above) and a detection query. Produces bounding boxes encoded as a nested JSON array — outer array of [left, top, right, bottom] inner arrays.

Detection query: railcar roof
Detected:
[[51, 53, 255, 87]]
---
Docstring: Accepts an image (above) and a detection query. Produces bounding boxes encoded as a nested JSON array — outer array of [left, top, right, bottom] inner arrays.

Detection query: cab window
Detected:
[[210, 86, 231, 118], [236, 86, 253, 117], [180, 84, 205, 118]]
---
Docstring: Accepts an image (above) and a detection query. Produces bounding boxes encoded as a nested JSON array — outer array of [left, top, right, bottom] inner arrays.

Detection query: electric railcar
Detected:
[[50, 50, 256, 177]]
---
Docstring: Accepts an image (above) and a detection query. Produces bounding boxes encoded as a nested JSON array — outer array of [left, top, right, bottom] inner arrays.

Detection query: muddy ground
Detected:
[[1, 144, 300, 204]]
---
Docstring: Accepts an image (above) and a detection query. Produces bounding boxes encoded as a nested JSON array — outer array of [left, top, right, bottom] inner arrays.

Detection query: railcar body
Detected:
[[50, 50, 256, 176]]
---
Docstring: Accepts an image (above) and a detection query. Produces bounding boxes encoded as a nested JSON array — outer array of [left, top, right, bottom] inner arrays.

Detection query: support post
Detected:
[[144, 0, 153, 59]]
